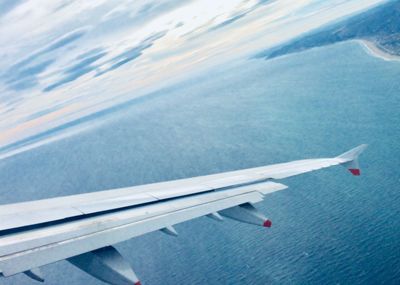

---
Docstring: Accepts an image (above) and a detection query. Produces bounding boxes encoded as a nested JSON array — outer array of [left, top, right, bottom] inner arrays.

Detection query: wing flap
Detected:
[[0, 174, 263, 231], [0, 182, 286, 276]]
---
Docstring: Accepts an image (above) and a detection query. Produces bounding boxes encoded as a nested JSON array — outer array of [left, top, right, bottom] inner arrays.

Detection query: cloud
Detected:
[[208, 13, 247, 32], [6, 59, 55, 91], [44, 28, 88, 52], [96, 0, 187, 36], [95, 30, 167, 77], [44, 50, 107, 92], [209, 0, 273, 31], [12, 27, 90, 71], [0, 0, 24, 17], [183, 0, 268, 38], [43, 30, 167, 91], [3, 27, 90, 91]]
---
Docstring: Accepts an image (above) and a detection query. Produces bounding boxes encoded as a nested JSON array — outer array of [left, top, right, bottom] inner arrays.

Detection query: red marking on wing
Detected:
[[349, 169, 361, 176], [263, 220, 272, 228]]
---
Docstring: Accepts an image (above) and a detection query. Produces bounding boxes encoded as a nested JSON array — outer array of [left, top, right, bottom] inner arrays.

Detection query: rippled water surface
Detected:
[[1, 41, 399, 284]]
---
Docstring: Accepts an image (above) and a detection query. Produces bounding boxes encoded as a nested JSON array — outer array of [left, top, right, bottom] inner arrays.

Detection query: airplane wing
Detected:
[[0, 144, 367, 285]]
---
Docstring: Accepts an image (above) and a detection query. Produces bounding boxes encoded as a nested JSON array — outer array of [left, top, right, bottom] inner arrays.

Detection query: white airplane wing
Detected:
[[0, 145, 367, 285]]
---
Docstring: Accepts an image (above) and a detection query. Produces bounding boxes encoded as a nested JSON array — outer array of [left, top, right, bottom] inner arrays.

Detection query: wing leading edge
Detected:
[[0, 145, 367, 284]]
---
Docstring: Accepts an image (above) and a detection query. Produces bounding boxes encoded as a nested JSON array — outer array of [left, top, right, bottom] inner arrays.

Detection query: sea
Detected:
[[1, 41, 399, 285]]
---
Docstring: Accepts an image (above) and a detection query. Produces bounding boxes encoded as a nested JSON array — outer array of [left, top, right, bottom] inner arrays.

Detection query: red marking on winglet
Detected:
[[263, 220, 272, 228], [135, 282, 142, 285], [349, 169, 360, 176]]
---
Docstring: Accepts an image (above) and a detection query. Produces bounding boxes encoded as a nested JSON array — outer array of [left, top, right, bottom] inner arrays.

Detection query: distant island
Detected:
[[255, 0, 400, 61]]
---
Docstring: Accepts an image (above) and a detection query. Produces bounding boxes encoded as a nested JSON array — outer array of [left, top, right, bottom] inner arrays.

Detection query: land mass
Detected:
[[359, 39, 400, 61], [255, 0, 400, 60]]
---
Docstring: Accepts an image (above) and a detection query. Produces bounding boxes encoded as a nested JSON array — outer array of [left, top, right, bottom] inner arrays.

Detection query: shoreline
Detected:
[[358, 39, 400, 62]]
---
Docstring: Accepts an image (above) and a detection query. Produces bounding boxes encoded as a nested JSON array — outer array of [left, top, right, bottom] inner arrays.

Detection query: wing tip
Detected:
[[348, 168, 361, 176], [337, 144, 368, 161], [337, 144, 367, 176]]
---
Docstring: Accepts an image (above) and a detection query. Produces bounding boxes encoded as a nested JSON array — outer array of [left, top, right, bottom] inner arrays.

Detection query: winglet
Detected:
[[336, 144, 368, 176]]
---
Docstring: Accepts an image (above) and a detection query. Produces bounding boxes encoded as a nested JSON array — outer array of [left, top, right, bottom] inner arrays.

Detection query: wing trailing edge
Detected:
[[0, 182, 287, 278]]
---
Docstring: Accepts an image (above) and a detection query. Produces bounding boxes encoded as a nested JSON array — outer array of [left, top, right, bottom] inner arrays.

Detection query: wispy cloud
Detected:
[[44, 49, 107, 92], [0, 0, 24, 17], [3, 26, 90, 91]]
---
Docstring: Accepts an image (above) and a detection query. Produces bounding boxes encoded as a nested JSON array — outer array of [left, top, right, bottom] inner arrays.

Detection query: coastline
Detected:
[[358, 39, 400, 62]]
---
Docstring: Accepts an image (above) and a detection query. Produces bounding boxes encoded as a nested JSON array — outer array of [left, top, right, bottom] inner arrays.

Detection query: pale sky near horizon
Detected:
[[0, 0, 388, 158]]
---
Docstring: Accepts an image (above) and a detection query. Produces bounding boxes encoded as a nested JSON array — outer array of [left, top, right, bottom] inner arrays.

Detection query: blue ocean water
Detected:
[[1, 41, 399, 285]]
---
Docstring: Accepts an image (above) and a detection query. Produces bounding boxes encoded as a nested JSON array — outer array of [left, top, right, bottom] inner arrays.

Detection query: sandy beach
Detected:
[[358, 39, 400, 62]]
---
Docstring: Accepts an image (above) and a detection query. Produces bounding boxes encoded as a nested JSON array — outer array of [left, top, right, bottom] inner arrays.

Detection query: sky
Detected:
[[0, 0, 388, 159]]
